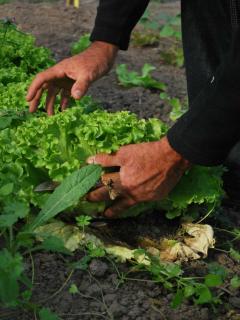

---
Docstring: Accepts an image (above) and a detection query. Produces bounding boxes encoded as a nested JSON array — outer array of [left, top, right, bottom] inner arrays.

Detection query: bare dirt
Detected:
[[0, 1, 240, 320]]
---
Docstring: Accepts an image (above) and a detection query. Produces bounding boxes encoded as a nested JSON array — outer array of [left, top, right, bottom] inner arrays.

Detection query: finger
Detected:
[[29, 88, 44, 113], [87, 153, 121, 167], [87, 186, 111, 202], [45, 87, 59, 116], [26, 67, 61, 102], [60, 89, 70, 111], [71, 77, 89, 100], [104, 197, 136, 218]]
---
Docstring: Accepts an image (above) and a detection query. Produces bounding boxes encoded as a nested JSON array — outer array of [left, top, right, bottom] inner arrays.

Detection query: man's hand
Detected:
[[26, 41, 118, 115], [87, 136, 190, 218]]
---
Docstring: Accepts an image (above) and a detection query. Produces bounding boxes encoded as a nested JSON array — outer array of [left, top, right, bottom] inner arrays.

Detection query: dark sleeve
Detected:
[[90, 0, 150, 50], [167, 28, 240, 166]]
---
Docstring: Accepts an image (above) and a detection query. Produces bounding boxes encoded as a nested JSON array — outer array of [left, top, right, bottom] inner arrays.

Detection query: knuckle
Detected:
[[54, 66, 64, 78], [35, 70, 49, 82], [78, 73, 93, 86], [121, 179, 134, 193], [35, 72, 43, 81]]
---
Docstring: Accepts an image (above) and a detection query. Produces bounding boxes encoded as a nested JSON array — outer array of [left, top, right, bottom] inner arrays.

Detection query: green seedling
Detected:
[[76, 215, 92, 232], [71, 33, 91, 55], [116, 63, 166, 91]]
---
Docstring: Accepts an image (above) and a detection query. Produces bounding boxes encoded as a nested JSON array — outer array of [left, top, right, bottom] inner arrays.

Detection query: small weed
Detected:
[[132, 31, 160, 47], [116, 63, 166, 91], [160, 92, 188, 121], [71, 33, 91, 55]]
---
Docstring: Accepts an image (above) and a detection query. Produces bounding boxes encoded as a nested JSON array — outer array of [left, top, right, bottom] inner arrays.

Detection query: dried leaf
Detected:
[[105, 245, 150, 265], [35, 221, 84, 252], [141, 223, 215, 262], [34, 221, 214, 263], [182, 223, 215, 258]]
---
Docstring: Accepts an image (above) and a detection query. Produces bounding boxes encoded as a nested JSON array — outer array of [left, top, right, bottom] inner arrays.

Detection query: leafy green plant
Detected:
[[0, 105, 167, 216], [132, 9, 161, 47], [71, 33, 91, 55], [160, 45, 184, 68], [138, 11, 182, 42], [0, 19, 54, 73], [158, 13, 184, 67], [159, 13, 182, 41], [160, 92, 188, 121], [0, 20, 54, 129], [0, 99, 224, 221], [139, 10, 160, 32], [0, 165, 101, 309], [0, 0, 12, 5], [132, 30, 160, 47], [118, 249, 224, 308], [116, 63, 166, 91]]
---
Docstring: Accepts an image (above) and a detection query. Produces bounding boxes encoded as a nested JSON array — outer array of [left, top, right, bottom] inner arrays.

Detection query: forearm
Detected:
[[85, 41, 119, 80], [168, 28, 240, 166], [90, 0, 150, 50]]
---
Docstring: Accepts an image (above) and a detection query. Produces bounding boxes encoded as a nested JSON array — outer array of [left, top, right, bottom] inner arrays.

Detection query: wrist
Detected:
[[90, 41, 119, 58], [159, 136, 191, 171], [84, 41, 118, 75]]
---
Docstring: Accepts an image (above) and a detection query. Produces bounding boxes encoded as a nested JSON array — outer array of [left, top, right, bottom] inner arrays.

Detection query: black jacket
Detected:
[[90, 0, 240, 166]]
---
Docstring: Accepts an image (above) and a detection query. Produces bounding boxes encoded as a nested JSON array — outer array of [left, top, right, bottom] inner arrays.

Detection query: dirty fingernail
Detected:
[[74, 90, 82, 99]]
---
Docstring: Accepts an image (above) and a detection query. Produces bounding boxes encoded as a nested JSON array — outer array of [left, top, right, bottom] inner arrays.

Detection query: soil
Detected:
[[0, 1, 240, 320]]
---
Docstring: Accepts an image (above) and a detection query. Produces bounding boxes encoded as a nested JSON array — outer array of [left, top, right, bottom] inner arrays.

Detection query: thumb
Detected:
[[87, 153, 121, 167], [71, 78, 89, 100]]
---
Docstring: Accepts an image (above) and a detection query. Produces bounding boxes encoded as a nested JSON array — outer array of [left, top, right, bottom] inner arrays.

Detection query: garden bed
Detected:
[[0, 1, 239, 319]]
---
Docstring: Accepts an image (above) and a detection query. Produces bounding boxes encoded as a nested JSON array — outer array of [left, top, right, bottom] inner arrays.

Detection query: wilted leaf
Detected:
[[106, 245, 150, 265], [139, 223, 215, 262], [35, 221, 83, 252], [182, 223, 215, 258], [35, 221, 214, 265]]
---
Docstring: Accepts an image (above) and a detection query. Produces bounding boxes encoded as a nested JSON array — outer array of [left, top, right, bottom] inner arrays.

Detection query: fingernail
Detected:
[[87, 156, 95, 164], [74, 90, 82, 99]]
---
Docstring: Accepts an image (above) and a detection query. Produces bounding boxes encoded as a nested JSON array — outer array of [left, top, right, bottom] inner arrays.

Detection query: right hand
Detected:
[[87, 137, 191, 218], [26, 41, 118, 115]]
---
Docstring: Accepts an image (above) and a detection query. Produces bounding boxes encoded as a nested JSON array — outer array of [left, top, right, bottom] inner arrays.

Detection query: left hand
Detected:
[[26, 41, 118, 115], [86, 136, 190, 218]]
